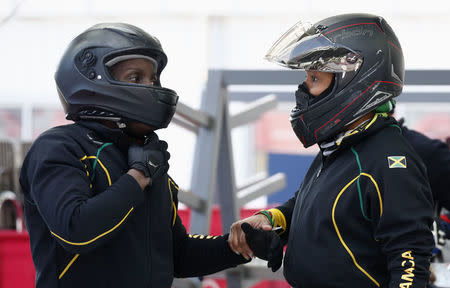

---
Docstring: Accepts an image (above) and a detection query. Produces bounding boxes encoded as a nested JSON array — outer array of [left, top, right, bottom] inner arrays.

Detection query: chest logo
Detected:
[[387, 156, 407, 168]]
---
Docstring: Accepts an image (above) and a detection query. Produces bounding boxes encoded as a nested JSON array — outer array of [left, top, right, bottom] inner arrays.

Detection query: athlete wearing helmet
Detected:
[[20, 23, 247, 288], [229, 14, 434, 288]]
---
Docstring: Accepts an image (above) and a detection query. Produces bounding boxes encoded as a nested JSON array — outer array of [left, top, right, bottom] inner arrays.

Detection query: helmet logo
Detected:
[[332, 26, 374, 42], [354, 90, 392, 116]]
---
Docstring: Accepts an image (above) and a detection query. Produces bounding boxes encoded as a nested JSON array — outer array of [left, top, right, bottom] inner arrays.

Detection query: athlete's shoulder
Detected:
[[35, 123, 80, 142], [27, 123, 87, 161], [366, 123, 415, 155], [356, 123, 425, 173]]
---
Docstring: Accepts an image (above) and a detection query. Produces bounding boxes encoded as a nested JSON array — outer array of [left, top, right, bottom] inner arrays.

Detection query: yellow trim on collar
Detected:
[[337, 113, 380, 146]]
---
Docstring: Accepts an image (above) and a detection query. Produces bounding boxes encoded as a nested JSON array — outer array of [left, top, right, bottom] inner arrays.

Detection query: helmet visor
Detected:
[[104, 54, 159, 86], [105, 54, 158, 74], [265, 21, 363, 72]]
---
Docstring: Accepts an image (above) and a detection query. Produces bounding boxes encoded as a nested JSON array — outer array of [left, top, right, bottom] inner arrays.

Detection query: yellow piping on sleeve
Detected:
[[332, 175, 380, 287], [188, 234, 219, 240], [55, 154, 134, 279], [172, 202, 177, 227], [168, 178, 178, 227], [51, 207, 134, 246], [59, 254, 79, 279], [79, 155, 112, 185], [53, 155, 135, 245], [167, 178, 173, 203], [168, 177, 179, 189], [268, 208, 287, 233]]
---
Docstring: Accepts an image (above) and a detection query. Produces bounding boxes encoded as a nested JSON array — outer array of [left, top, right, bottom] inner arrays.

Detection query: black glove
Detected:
[[241, 222, 283, 272], [128, 132, 170, 183]]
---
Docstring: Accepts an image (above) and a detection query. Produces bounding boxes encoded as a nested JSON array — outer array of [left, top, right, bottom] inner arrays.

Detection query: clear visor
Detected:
[[104, 54, 158, 86], [265, 21, 363, 73]]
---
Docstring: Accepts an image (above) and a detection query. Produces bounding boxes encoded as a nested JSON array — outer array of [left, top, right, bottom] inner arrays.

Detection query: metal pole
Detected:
[[189, 70, 224, 234]]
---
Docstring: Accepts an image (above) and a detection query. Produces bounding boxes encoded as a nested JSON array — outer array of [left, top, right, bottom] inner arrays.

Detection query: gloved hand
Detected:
[[128, 132, 170, 183], [241, 222, 283, 272]]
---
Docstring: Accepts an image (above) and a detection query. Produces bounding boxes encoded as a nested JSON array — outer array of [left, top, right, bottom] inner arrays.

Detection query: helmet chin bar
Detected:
[[77, 114, 152, 141], [77, 115, 127, 129]]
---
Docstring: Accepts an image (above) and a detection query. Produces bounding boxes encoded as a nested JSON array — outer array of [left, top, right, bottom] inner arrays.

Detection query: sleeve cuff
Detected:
[[268, 208, 287, 234]]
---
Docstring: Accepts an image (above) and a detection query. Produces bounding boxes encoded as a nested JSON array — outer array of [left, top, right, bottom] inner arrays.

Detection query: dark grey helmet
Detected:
[[55, 23, 178, 130], [266, 13, 404, 147]]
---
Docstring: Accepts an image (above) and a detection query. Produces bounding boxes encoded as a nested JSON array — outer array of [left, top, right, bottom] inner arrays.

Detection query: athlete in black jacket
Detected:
[[20, 23, 247, 288], [229, 14, 434, 288], [399, 123, 450, 211]]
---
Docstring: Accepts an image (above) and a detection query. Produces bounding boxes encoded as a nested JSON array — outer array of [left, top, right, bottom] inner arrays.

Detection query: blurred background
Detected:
[[0, 0, 449, 195], [0, 0, 449, 287]]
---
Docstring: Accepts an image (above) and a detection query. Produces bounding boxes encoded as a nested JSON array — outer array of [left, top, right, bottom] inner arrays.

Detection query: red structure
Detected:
[[0, 231, 35, 288], [0, 207, 288, 288]]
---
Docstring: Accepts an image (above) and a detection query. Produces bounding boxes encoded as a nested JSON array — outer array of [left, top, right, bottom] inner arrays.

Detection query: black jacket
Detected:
[[20, 121, 246, 288], [274, 115, 434, 288], [400, 124, 450, 210]]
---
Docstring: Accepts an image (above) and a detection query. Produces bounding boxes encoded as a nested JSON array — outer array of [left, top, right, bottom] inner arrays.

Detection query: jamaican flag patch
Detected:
[[387, 156, 407, 168]]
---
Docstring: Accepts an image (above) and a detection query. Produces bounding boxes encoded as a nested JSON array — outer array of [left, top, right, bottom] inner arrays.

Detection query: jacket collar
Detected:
[[319, 113, 399, 156], [76, 120, 138, 154]]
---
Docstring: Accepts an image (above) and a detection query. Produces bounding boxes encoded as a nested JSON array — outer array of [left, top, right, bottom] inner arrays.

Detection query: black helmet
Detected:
[[55, 23, 179, 130], [265, 13, 404, 147]]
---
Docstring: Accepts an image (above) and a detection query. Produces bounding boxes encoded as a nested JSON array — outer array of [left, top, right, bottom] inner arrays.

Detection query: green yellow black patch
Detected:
[[387, 156, 407, 168]]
